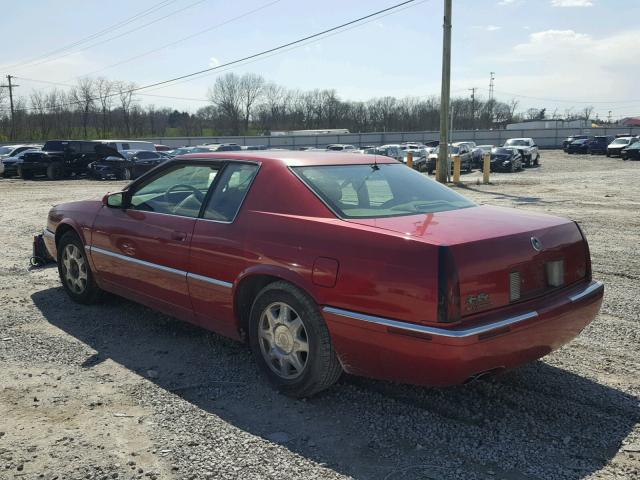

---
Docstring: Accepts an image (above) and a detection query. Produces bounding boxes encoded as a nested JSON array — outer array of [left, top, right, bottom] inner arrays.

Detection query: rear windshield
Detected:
[[611, 138, 629, 144], [293, 164, 475, 219], [505, 139, 529, 146]]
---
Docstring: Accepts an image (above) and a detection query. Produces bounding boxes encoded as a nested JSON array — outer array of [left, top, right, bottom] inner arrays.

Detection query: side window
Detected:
[[203, 163, 259, 222], [137, 151, 154, 159], [130, 164, 220, 218], [122, 143, 130, 150]]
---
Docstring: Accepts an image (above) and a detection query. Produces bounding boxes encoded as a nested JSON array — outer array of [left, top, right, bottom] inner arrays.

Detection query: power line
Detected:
[[6, 0, 420, 113], [0, 75, 19, 139], [72, 0, 283, 80], [480, 87, 640, 105], [2, 0, 179, 72], [9, 0, 209, 74]]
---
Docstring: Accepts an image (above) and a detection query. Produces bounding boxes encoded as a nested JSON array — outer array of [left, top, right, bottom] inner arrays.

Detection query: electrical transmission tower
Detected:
[[489, 72, 495, 102], [0, 75, 19, 140]]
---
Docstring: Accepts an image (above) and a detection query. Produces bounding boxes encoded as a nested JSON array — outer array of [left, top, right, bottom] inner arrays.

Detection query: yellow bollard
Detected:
[[453, 154, 461, 183], [407, 151, 413, 168], [483, 153, 490, 184]]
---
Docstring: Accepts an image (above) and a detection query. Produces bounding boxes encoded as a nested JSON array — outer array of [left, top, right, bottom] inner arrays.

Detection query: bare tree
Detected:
[[207, 73, 242, 135], [72, 78, 96, 138], [116, 81, 136, 136], [582, 106, 594, 121], [239, 73, 265, 134], [96, 77, 114, 136]]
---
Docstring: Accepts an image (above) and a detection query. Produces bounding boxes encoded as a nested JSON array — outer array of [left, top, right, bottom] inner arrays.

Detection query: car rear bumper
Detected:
[[322, 280, 603, 386]]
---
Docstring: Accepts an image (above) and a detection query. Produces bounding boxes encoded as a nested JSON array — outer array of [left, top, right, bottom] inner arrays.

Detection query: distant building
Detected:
[[506, 119, 589, 130], [620, 117, 640, 127], [269, 129, 350, 136]]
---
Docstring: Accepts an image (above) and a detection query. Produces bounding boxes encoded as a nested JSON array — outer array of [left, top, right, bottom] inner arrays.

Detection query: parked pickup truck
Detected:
[[18, 140, 122, 180]]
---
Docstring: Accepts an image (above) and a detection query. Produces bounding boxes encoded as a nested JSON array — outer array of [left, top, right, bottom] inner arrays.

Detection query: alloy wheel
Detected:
[[61, 244, 88, 294], [258, 302, 309, 379]]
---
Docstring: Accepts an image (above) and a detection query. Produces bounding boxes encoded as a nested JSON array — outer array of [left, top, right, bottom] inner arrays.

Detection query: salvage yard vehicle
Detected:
[[587, 136, 614, 155], [489, 147, 523, 172], [42, 151, 603, 397], [0, 143, 43, 160], [562, 135, 589, 152], [503, 138, 539, 166], [96, 139, 157, 152], [606, 136, 637, 157], [425, 144, 473, 174], [1, 148, 41, 177], [566, 138, 591, 155], [621, 140, 640, 160], [326, 144, 356, 152], [18, 140, 122, 180], [88, 149, 167, 180]]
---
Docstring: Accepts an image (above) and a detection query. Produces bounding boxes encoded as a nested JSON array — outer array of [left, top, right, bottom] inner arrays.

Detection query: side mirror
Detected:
[[102, 192, 125, 208]]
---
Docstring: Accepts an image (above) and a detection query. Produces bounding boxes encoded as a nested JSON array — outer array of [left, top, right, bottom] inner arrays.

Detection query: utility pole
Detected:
[[0, 75, 19, 140], [607, 110, 612, 124], [436, 0, 452, 184], [488, 72, 495, 102], [469, 87, 476, 130]]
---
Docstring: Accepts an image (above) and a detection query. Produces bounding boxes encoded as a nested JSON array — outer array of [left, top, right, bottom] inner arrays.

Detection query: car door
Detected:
[[187, 161, 261, 337], [90, 162, 221, 321]]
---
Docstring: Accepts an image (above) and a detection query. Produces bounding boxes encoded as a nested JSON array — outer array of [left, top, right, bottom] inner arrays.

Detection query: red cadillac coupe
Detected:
[[43, 152, 603, 397]]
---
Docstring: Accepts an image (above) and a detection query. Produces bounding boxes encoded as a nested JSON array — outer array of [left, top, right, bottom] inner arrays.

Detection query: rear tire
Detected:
[[47, 162, 63, 180], [57, 231, 102, 304], [249, 281, 342, 398]]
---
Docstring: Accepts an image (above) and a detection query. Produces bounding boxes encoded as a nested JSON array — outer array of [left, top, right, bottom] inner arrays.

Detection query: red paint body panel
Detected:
[[42, 151, 604, 387]]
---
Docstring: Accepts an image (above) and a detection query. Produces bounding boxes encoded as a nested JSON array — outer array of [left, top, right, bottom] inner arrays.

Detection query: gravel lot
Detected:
[[1, 150, 639, 480]]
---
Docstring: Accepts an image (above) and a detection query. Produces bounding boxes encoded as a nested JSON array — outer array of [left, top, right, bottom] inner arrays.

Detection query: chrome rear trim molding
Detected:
[[89, 246, 233, 288], [187, 272, 233, 289], [322, 306, 538, 339], [569, 281, 604, 303]]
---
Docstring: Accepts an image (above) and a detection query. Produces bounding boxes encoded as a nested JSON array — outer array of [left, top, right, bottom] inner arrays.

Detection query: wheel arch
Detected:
[[233, 265, 322, 341], [54, 220, 86, 250]]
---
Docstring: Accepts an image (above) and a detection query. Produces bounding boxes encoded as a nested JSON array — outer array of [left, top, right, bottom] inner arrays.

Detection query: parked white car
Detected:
[[503, 138, 539, 167], [326, 144, 356, 152]]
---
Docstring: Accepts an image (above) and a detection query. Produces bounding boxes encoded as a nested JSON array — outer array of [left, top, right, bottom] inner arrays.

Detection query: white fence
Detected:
[[145, 126, 640, 149], [5, 126, 640, 149]]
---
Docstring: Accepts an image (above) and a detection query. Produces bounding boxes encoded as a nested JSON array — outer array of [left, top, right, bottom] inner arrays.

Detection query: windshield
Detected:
[[433, 146, 459, 154], [504, 139, 529, 146], [0, 146, 14, 155], [491, 148, 513, 155], [293, 164, 475, 219], [612, 138, 629, 144]]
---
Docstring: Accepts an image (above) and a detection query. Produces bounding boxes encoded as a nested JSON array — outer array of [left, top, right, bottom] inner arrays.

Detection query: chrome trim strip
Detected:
[[88, 245, 233, 289], [322, 306, 538, 339], [187, 272, 233, 289], [569, 281, 603, 303], [90, 246, 186, 277], [43, 228, 55, 238]]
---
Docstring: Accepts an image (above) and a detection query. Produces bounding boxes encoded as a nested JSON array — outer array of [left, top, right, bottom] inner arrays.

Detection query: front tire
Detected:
[[57, 231, 102, 304], [47, 162, 63, 180], [18, 166, 33, 179], [249, 281, 342, 397]]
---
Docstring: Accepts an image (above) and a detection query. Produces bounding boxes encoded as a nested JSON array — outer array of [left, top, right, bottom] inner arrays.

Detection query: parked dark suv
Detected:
[[587, 135, 614, 155], [18, 140, 119, 179], [562, 135, 589, 152]]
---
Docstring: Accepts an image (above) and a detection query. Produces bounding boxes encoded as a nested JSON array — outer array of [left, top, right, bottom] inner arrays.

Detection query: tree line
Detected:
[[0, 73, 596, 141]]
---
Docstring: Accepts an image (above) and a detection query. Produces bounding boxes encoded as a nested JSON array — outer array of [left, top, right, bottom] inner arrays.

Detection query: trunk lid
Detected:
[[348, 205, 589, 318]]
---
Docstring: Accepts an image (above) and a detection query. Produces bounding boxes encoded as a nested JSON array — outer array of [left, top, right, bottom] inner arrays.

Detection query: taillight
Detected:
[[437, 246, 461, 323], [575, 221, 592, 282]]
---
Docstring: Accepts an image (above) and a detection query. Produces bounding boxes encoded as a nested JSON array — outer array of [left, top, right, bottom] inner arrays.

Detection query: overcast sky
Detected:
[[2, 0, 639, 120]]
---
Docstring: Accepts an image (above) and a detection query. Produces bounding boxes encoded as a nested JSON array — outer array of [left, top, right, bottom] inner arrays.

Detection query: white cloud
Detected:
[[484, 28, 640, 114], [498, 0, 517, 5], [551, 0, 593, 6], [208, 57, 220, 68], [473, 25, 502, 32]]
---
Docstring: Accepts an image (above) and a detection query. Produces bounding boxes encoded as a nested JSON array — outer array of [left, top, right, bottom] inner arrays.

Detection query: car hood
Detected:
[[346, 204, 569, 245]]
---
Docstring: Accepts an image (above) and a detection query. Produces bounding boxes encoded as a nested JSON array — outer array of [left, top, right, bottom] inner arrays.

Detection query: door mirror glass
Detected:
[[103, 192, 124, 208]]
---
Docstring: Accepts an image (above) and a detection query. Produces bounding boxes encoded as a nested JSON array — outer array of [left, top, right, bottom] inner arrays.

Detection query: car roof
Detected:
[[176, 150, 400, 167]]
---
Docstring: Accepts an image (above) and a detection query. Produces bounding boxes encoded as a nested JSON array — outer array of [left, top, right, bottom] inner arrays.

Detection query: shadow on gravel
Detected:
[[33, 287, 638, 480]]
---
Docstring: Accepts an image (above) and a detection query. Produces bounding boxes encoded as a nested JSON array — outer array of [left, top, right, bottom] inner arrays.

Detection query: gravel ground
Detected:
[[0, 150, 639, 480]]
